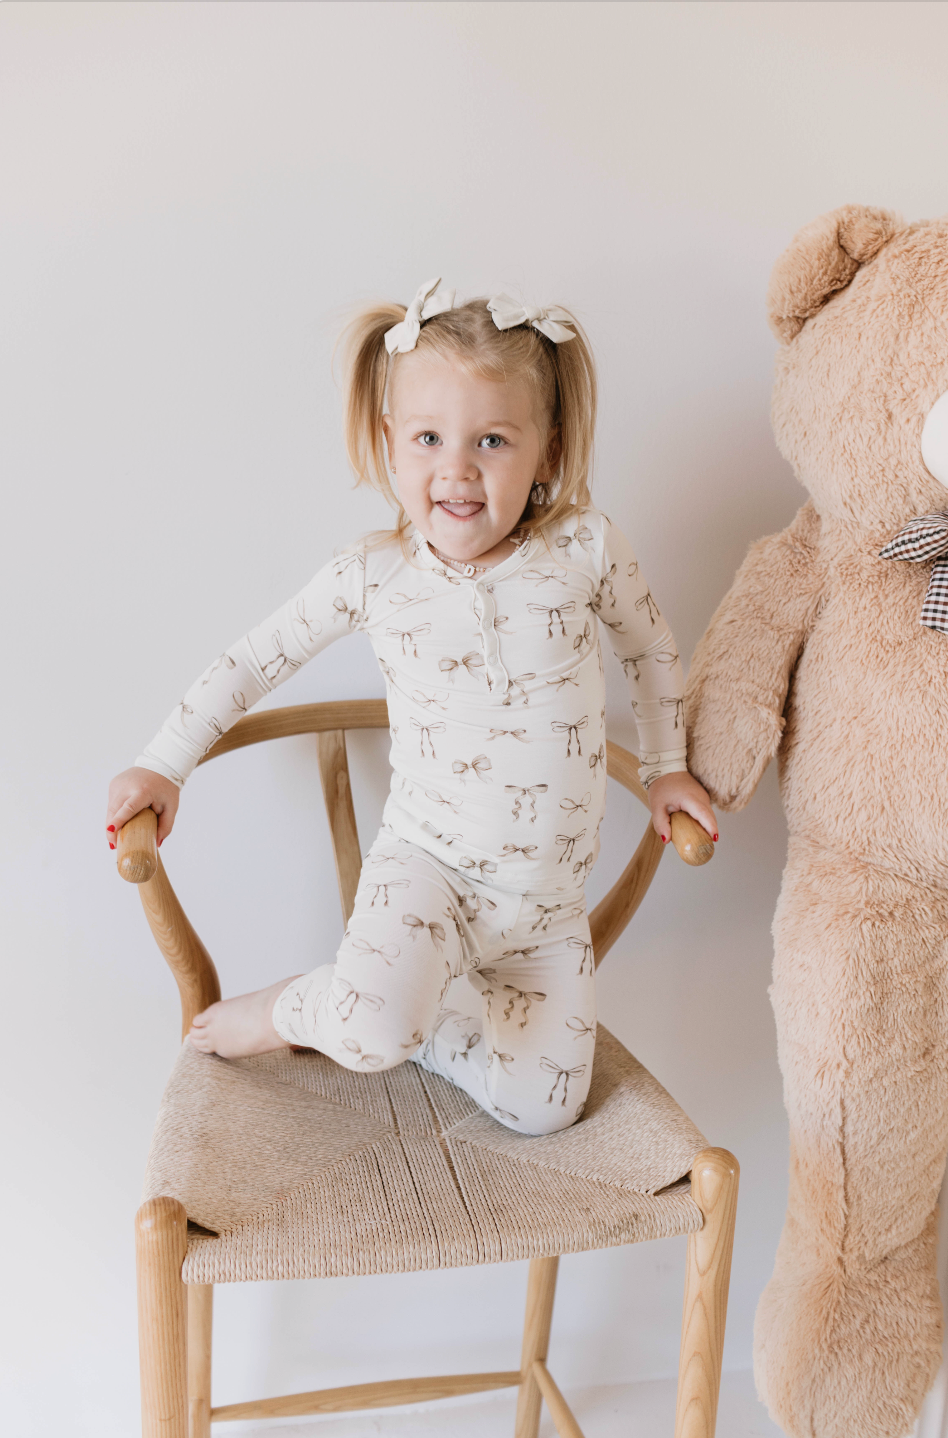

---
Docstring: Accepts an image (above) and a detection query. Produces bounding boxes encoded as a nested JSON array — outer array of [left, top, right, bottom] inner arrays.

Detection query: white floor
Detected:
[[225, 1368, 784, 1436]]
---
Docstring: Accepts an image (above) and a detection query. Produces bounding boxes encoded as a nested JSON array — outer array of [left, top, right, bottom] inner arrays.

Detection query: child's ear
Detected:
[[767, 204, 904, 343]]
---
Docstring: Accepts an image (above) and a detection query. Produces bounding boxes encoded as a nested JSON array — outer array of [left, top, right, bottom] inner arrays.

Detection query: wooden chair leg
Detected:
[[514, 1255, 560, 1438], [187, 1284, 213, 1438], [136, 1197, 189, 1438], [674, 1148, 740, 1438]]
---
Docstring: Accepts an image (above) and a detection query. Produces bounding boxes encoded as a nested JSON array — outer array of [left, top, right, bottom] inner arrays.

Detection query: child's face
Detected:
[[382, 353, 550, 565]]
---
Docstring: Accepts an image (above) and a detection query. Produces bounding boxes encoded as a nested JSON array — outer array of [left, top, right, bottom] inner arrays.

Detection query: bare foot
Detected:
[[188, 976, 301, 1059]]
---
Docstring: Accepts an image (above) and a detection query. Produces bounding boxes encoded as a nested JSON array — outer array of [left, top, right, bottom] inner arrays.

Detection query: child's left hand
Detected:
[[646, 771, 718, 847]]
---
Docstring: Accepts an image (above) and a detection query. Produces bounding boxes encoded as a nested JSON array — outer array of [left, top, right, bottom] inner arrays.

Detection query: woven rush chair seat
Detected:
[[145, 1026, 707, 1284], [117, 700, 737, 1438]]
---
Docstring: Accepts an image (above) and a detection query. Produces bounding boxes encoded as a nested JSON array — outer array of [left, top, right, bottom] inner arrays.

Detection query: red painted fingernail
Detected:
[[713, 834, 719, 842], [107, 825, 115, 833], [158, 838, 163, 847], [109, 843, 115, 850], [661, 835, 667, 843]]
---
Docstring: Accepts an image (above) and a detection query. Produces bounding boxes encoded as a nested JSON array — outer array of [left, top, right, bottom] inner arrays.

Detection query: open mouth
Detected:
[[437, 501, 484, 520]]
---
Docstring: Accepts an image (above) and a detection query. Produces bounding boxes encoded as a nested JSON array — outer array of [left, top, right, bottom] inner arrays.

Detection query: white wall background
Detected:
[[3, 3, 948, 1434]]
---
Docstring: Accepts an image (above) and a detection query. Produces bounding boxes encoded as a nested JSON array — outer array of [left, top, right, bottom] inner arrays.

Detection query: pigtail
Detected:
[[338, 303, 404, 499], [528, 314, 597, 533]]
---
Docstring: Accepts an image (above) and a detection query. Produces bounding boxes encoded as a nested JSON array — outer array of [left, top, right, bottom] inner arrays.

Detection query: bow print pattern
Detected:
[[145, 506, 687, 917], [502, 986, 547, 1028], [635, 590, 659, 624], [261, 632, 301, 682], [349, 938, 400, 966], [451, 753, 492, 782], [528, 601, 576, 637], [402, 914, 447, 949], [202, 653, 236, 686], [501, 672, 536, 706], [420, 820, 462, 846], [364, 879, 410, 908], [548, 668, 580, 690], [410, 718, 446, 758], [438, 651, 485, 680], [555, 830, 587, 864], [540, 1057, 587, 1106], [551, 717, 588, 756], [567, 1016, 596, 1040], [410, 688, 449, 711], [332, 596, 365, 630], [293, 599, 322, 642], [159, 507, 685, 1137], [555, 524, 594, 554], [388, 587, 435, 608], [572, 853, 595, 881], [340, 1039, 386, 1068], [271, 831, 597, 1139], [202, 717, 224, 754], [531, 903, 562, 933], [330, 978, 385, 1022], [458, 856, 498, 879], [505, 784, 548, 822], [523, 566, 568, 586], [387, 624, 431, 658], [568, 936, 594, 975], [425, 788, 463, 814]]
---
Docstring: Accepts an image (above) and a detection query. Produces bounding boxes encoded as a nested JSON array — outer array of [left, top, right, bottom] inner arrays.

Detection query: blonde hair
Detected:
[[338, 296, 597, 546]]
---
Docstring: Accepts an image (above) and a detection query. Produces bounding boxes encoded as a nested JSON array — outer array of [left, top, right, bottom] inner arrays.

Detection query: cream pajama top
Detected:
[[137, 505, 688, 896]]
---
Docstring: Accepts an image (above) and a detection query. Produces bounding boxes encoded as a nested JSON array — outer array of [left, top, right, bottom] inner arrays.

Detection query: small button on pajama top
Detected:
[[138, 507, 687, 1134]]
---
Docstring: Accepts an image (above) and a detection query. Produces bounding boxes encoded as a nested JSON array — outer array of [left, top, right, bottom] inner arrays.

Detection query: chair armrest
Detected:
[[116, 807, 159, 884], [114, 805, 220, 1036], [604, 742, 713, 867], [670, 812, 714, 867]]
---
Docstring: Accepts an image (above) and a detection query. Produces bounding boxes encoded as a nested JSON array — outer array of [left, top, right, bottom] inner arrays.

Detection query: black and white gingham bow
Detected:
[[879, 512, 948, 633]]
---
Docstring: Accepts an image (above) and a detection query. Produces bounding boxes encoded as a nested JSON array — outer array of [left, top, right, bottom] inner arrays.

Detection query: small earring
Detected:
[[391, 466, 396, 475]]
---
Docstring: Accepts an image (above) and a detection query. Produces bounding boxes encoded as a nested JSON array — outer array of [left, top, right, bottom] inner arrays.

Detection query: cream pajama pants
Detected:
[[273, 832, 597, 1135]]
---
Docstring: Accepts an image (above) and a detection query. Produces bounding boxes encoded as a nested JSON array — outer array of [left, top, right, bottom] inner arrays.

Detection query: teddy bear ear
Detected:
[[766, 204, 904, 342]]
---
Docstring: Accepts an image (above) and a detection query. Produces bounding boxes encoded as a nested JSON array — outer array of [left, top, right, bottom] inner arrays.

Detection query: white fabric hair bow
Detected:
[[487, 294, 577, 343], [384, 277, 457, 354]]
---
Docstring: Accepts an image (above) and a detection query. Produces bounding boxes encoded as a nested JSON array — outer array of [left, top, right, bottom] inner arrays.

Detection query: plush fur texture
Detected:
[[686, 208, 948, 1438]]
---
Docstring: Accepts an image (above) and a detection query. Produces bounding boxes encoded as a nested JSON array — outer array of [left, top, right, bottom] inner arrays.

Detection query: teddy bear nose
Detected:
[[921, 389, 948, 487]]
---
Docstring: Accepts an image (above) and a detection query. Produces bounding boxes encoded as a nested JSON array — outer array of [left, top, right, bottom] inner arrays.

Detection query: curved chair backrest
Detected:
[[116, 700, 711, 1038]]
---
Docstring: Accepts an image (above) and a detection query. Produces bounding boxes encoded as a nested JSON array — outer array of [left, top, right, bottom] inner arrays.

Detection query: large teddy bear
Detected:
[[685, 206, 948, 1438]]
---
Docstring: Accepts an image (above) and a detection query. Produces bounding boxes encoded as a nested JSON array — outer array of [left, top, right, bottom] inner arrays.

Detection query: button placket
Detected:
[[472, 579, 510, 694]]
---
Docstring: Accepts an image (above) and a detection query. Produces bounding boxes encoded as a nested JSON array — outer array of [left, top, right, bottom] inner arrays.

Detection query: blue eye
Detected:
[[420, 432, 440, 447], [480, 434, 505, 449]]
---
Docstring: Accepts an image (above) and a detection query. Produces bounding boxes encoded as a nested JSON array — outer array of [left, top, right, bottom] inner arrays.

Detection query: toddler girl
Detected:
[[106, 279, 716, 1136]]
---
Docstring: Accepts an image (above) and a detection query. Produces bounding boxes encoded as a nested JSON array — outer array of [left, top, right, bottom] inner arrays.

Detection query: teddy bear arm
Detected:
[[685, 503, 824, 811]]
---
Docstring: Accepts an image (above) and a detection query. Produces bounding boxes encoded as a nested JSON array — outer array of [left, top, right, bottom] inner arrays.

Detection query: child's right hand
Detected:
[[106, 767, 180, 850]]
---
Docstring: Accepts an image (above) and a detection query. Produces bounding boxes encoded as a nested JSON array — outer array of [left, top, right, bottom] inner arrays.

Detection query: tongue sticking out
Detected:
[[439, 501, 484, 518]]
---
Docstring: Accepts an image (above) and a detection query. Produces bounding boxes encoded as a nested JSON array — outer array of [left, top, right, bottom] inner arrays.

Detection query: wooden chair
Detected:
[[117, 699, 738, 1438]]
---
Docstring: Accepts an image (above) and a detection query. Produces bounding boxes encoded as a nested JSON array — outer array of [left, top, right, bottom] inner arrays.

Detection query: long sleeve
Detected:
[[594, 516, 688, 786], [136, 545, 367, 786]]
